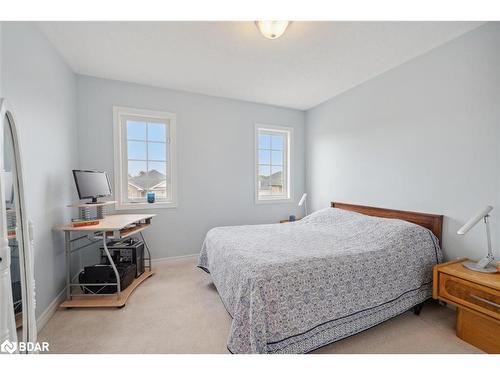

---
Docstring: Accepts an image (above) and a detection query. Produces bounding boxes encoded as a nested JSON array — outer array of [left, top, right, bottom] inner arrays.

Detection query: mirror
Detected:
[[0, 99, 37, 353], [4, 116, 23, 342]]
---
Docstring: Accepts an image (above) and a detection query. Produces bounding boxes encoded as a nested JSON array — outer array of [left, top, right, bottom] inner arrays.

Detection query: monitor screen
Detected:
[[73, 170, 111, 201]]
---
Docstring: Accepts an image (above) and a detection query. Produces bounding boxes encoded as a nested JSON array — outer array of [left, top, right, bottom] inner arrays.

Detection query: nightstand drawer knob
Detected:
[[470, 294, 500, 309]]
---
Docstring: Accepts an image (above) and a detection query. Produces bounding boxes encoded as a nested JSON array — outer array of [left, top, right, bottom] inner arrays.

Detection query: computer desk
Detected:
[[55, 214, 156, 308]]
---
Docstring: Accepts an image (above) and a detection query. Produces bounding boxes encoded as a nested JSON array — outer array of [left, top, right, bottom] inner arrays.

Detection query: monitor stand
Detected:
[[69, 201, 116, 221], [86, 197, 100, 205]]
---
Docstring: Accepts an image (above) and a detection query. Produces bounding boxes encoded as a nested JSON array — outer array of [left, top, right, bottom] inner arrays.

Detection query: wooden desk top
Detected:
[[437, 259, 500, 291], [55, 214, 156, 232]]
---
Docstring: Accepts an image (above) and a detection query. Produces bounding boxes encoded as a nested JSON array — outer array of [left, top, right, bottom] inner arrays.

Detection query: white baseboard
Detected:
[[152, 253, 198, 263], [37, 287, 66, 333]]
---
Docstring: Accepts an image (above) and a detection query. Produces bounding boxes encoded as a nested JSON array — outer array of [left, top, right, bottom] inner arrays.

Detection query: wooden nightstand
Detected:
[[433, 258, 500, 353]]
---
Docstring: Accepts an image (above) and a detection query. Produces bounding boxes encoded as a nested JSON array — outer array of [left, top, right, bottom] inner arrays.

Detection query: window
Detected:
[[255, 124, 292, 202], [113, 106, 177, 209]]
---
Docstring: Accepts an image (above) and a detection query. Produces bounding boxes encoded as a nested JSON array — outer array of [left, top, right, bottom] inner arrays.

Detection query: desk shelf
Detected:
[[67, 201, 117, 208], [60, 271, 154, 308], [93, 223, 151, 240]]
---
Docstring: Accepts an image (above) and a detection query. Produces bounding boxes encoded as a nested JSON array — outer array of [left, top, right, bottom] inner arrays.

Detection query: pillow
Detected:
[[300, 207, 361, 224]]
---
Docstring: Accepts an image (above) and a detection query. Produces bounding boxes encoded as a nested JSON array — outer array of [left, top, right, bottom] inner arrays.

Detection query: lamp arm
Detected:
[[484, 216, 494, 260], [475, 215, 495, 269]]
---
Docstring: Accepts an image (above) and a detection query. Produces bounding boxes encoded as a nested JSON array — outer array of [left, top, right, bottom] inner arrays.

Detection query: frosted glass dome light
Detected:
[[255, 21, 290, 40]]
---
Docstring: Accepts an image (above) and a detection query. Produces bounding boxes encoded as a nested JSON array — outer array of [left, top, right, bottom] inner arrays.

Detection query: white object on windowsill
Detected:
[[299, 193, 308, 217]]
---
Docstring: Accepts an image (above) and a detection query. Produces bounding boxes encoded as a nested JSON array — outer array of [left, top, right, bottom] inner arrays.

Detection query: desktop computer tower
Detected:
[[79, 263, 136, 294], [100, 238, 145, 277]]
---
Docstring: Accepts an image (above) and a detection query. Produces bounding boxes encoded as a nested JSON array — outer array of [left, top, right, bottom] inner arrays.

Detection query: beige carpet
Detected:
[[38, 256, 482, 354]]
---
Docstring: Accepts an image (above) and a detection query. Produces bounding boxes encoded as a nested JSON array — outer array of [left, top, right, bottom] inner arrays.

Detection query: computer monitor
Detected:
[[72, 170, 112, 204]]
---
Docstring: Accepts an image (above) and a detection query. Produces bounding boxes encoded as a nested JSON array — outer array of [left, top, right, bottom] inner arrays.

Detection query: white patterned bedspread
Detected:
[[198, 208, 442, 354]]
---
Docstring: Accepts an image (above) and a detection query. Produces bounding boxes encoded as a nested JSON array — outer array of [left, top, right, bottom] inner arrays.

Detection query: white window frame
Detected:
[[113, 106, 177, 210], [255, 123, 293, 204]]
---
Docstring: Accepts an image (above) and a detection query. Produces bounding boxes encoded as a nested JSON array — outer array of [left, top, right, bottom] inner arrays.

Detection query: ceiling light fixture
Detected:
[[255, 21, 290, 40]]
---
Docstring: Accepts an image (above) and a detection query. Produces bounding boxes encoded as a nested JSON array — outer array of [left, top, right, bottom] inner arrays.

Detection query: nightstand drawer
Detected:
[[439, 273, 500, 320]]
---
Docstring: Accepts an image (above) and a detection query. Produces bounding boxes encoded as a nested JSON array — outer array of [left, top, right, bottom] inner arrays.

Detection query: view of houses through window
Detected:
[[256, 125, 291, 201], [126, 120, 169, 201]]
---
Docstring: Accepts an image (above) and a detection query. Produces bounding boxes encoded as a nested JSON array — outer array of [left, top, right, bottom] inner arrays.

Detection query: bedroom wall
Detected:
[[305, 22, 500, 261], [1, 22, 79, 319], [76, 75, 305, 258]]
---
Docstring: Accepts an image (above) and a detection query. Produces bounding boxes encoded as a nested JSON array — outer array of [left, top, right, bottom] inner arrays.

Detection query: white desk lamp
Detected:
[[457, 205, 497, 273], [298, 193, 308, 217]]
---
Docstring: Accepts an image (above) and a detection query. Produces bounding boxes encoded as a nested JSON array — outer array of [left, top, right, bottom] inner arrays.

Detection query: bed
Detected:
[[198, 202, 443, 354]]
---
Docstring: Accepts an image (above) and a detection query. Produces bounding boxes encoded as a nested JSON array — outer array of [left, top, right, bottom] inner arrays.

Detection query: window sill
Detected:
[[115, 202, 177, 210], [255, 197, 293, 205]]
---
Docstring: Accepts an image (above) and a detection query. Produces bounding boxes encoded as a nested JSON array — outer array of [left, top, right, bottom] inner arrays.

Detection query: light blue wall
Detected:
[[305, 22, 500, 261], [76, 76, 306, 258], [1, 22, 79, 319]]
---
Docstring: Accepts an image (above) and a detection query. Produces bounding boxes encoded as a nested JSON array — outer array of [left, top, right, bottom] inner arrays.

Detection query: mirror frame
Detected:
[[0, 98, 37, 352]]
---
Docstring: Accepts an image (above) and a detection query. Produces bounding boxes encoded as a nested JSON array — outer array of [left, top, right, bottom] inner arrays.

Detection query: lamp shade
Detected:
[[457, 205, 493, 235]]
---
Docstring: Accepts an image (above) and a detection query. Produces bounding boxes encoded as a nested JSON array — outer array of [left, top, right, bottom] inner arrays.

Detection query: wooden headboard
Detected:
[[331, 202, 444, 246]]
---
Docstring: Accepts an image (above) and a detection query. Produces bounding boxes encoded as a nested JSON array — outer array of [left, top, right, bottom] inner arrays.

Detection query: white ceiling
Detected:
[[38, 21, 483, 110]]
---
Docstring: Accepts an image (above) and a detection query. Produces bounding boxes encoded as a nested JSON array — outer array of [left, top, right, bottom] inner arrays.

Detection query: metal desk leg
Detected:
[[101, 232, 121, 299], [65, 231, 71, 300], [139, 232, 152, 270]]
